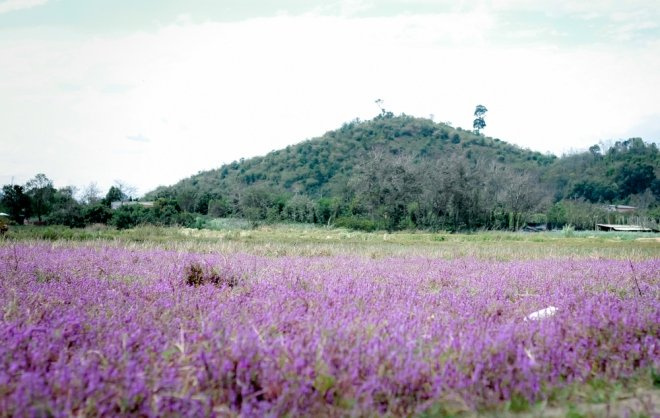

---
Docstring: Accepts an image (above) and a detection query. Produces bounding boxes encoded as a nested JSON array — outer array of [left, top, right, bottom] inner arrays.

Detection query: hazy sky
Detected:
[[2, 0, 659, 196]]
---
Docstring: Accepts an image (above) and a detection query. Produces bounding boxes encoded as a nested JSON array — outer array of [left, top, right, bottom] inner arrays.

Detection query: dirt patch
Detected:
[[635, 237, 660, 242]]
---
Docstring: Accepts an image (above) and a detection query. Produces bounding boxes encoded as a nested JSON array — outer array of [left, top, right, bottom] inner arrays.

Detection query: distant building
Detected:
[[111, 201, 155, 210], [606, 205, 636, 213], [596, 224, 654, 232]]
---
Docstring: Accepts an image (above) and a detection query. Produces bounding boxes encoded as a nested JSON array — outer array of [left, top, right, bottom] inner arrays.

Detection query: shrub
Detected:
[[45, 207, 85, 228], [83, 204, 112, 224], [110, 206, 145, 230], [562, 224, 575, 237], [334, 216, 381, 232], [184, 262, 205, 286], [184, 262, 239, 288]]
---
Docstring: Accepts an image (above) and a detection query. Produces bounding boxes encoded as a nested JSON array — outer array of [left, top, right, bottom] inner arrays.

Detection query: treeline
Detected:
[[147, 149, 659, 232], [0, 175, 195, 230]]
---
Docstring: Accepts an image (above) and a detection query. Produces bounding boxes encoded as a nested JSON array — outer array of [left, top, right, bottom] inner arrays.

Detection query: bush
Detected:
[[175, 212, 196, 228], [334, 216, 381, 232], [184, 262, 239, 288], [110, 206, 151, 230], [208, 198, 230, 218], [547, 202, 568, 229], [83, 204, 112, 224], [107, 201, 196, 230], [45, 207, 85, 228], [283, 195, 317, 224]]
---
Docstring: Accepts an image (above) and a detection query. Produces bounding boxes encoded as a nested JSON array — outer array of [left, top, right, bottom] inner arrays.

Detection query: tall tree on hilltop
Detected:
[[473, 104, 487, 134]]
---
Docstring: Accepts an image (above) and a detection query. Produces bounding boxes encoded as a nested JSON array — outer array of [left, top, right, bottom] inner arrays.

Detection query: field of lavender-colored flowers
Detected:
[[1, 242, 658, 416]]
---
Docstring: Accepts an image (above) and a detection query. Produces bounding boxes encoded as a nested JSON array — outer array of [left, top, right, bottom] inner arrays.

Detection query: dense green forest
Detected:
[[2, 114, 659, 232]]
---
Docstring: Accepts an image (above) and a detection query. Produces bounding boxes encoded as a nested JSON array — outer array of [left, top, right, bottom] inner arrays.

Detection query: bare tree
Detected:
[[81, 182, 102, 205], [113, 180, 138, 201], [350, 150, 422, 230], [494, 169, 545, 229], [420, 157, 487, 231]]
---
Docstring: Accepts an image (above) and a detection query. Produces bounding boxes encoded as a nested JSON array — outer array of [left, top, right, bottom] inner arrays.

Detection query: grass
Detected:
[[2, 223, 659, 260], [417, 369, 659, 417]]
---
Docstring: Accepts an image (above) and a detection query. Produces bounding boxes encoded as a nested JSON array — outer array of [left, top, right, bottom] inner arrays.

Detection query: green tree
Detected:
[[547, 201, 568, 229], [109, 205, 150, 229], [239, 186, 278, 226], [83, 203, 112, 224], [588, 144, 601, 156], [103, 186, 127, 207], [570, 180, 616, 202], [176, 186, 198, 213], [283, 195, 317, 223], [152, 198, 182, 224], [473, 105, 487, 134], [208, 198, 230, 217], [616, 163, 655, 197], [45, 187, 85, 228], [652, 178, 660, 199], [193, 192, 217, 214], [1, 185, 32, 224], [26, 173, 56, 222], [316, 197, 342, 226]]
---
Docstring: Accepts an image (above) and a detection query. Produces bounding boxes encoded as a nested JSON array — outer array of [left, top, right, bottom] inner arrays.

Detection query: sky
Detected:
[[1, 0, 659, 197]]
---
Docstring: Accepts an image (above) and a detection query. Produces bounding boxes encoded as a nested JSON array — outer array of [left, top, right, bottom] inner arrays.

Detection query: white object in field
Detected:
[[524, 347, 536, 363], [525, 306, 558, 321]]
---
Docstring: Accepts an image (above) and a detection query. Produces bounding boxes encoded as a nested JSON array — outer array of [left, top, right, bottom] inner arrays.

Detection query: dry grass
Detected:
[[3, 224, 659, 260]]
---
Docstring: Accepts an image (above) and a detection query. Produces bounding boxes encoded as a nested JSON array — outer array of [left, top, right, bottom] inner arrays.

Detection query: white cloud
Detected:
[[1, 13, 659, 194], [489, 0, 659, 15], [0, 0, 48, 14]]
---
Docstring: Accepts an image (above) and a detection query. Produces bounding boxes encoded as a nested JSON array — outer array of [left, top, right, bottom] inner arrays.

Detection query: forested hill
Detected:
[[145, 114, 659, 231], [146, 114, 556, 203]]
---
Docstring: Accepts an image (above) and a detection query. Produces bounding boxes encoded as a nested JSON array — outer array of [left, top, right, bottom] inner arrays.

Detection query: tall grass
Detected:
[[2, 224, 658, 260]]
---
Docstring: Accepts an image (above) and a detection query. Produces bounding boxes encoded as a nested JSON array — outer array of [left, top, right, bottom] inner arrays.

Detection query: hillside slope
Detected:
[[148, 114, 554, 201]]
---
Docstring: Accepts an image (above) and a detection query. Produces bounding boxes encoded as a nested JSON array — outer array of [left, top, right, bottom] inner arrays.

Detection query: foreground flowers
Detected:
[[0, 243, 658, 416]]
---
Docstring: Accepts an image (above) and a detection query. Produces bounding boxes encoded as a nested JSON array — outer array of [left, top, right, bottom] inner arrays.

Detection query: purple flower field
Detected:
[[1, 243, 658, 416]]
